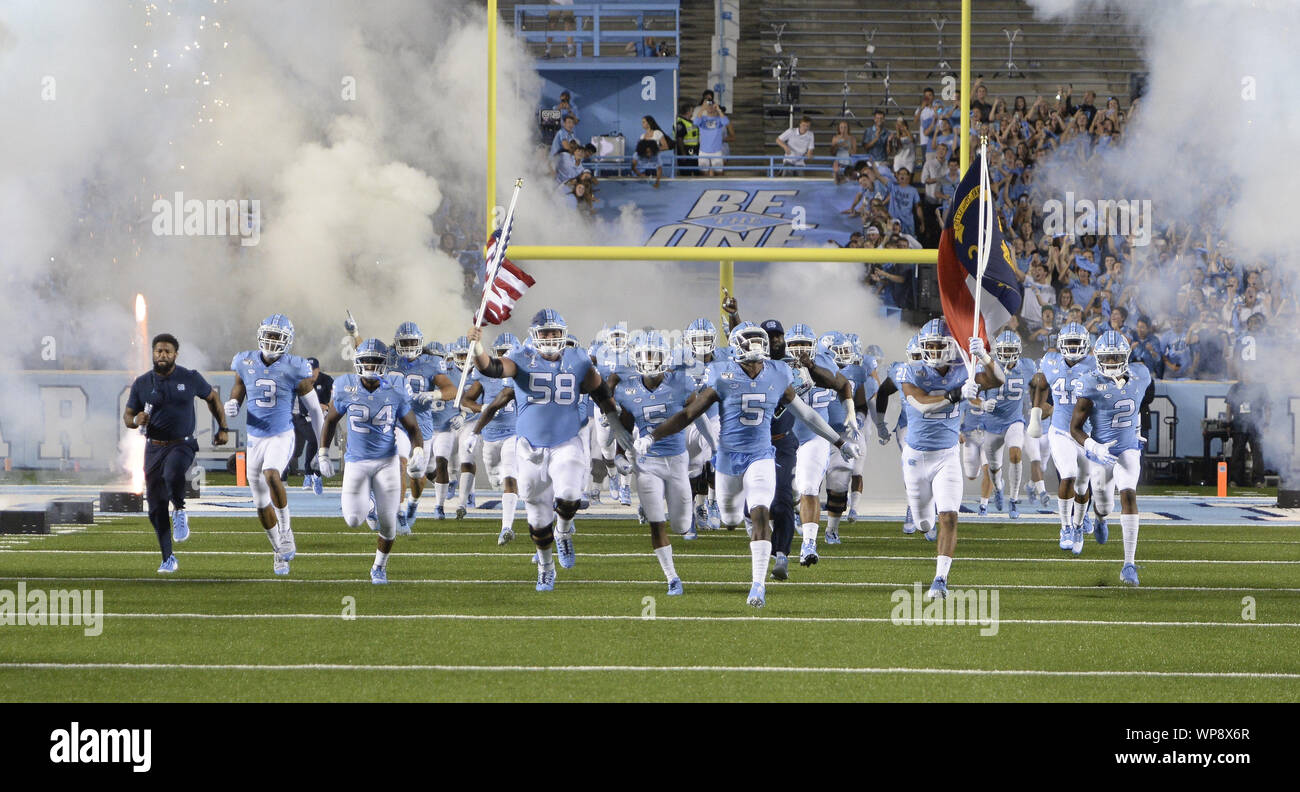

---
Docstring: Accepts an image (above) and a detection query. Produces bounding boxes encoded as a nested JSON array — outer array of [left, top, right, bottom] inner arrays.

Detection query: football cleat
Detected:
[[923, 524, 937, 542], [978, 503, 988, 517], [903, 505, 916, 535], [846, 508, 858, 523], [1094, 516, 1109, 545], [799, 538, 819, 566], [746, 582, 766, 608], [273, 554, 290, 576], [1120, 563, 1140, 586], [608, 478, 620, 501], [556, 535, 576, 569], [770, 552, 789, 581], [172, 509, 190, 543], [1038, 487, 1053, 509], [279, 524, 296, 562], [681, 521, 698, 541], [433, 505, 446, 520], [467, 491, 476, 509], [667, 578, 684, 596], [157, 555, 179, 574], [370, 565, 388, 585], [1059, 525, 1073, 550], [536, 564, 556, 592], [926, 576, 948, 600], [588, 490, 602, 506], [1082, 512, 1095, 535], [455, 505, 467, 520], [694, 503, 709, 529], [707, 499, 721, 530], [1008, 499, 1020, 520], [993, 488, 1005, 513], [313, 474, 324, 496], [395, 511, 411, 536], [1071, 525, 1084, 556], [825, 525, 841, 545], [498, 526, 515, 546], [301, 475, 314, 491], [637, 506, 647, 524], [618, 483, 632, 507]]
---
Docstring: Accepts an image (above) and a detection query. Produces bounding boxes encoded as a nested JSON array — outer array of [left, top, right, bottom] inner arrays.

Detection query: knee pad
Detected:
[[554, 498, 580, 521], [825, 490, 848, 513], [530, 520, 555, 546]]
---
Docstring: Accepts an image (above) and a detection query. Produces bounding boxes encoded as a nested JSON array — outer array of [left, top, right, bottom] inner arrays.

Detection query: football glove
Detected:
[[1083, 437, 1119, 467], [633, 435, 654, 457], [408, 446, 426, 476], [838, 440, 862, 463], [314, 450, 334, 479], [224, 399, 239, 417], [875, 419, 891, 445], [961, 380, 980, 400], [614, 454, 635, 476], [1027, 406, 1044, 438]]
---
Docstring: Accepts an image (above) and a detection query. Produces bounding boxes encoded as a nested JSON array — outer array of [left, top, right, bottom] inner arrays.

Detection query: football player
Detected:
[[1029, 321, 1096, 555], [1071, 332, 1152, 585], [467, 333, 522, 544], [389, 322, 457, 533], [320, 339, 423, 584], [591, 324, 636, 506], [467, 310, 636, 592], [613, 331, 713, 596], [225, 314, 322, 575], [818, 331, 868, 545], [785, 323, 856, 566], [873, 335, 924, 534], [449, 336, 485, 519], [900, 318, 1004, 599], [678, 317, 731, 530], [425, 339, 468, 519], [966, 330, 1038, 519], [840, 336, 879, 521], [637, 321, 861, 608]]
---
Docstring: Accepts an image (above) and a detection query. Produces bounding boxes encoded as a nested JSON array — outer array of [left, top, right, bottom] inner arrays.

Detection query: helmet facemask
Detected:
[[530, 326, 567, 357], [258, 325, 292, 360], [731, 328, 770, 362]]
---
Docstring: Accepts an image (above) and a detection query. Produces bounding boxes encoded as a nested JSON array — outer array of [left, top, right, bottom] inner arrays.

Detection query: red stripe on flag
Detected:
[[936, 228, 988, 347], [498, 258, 535, 287]]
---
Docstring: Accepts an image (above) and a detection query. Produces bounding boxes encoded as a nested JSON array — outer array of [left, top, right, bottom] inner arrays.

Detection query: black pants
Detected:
[[285, 416, 317, 478], [1230, 427, 1264, 485], [144, 440, 197, 560], [770, 436, 799, 556]]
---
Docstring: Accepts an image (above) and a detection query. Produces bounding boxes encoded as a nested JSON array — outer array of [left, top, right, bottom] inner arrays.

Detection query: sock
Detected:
[[1074, 498, 1088, 528], [374, 550, 389, 569], [502, 492, 518, 528], [801, 521, 818, 542], [1121, 514, 1139, 565], [935, 554, 953, 579], [827, 514, 841, 532], [556, 516, 574, 536], [849, 491, 860, 512], [537, 546, 554, 568], [1009, 461, 1023, 500], [274, 506, 291, 536], [1058, 497, 1072, 530], [434, 482, 448, 507], [750, 540, 772, 584], [458, 472, 475, 504], [654, 545, 677, 581], [264, 528, 280, 551], [904, 505, 914, 526], [992, 467, 1004, 493], [407, 495, 419, 515], [979, 497, 989, 508]]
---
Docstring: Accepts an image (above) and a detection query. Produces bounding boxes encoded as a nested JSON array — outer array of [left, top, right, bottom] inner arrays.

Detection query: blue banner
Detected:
[[594, 179, 866, 248]]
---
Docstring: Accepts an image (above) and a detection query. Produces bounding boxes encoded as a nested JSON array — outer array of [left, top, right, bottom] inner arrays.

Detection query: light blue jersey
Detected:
[[888, 360, 910, 430], [793, 350, 840, 445], [1079, 364, 1151, 454], [333, 374, 413, 462], [1040, 352, 1097, 433], [507, 343, 593, 447], [674, 345, 732, 420], [834, 360, 877, 431], [614, 369, 694, 457], [705, 357, 792, 475], [476, 371, 517, 442], [427, 355, 461, 432], [388, 354, 443, 437], [230, 350, 312, 438], [900, 361, 969, 451], [593, 343, 637, 384], [978, 357, 1037, 433]]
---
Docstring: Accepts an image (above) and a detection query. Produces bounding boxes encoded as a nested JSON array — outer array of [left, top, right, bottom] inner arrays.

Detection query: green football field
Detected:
[[2, 514, 1298, 702]]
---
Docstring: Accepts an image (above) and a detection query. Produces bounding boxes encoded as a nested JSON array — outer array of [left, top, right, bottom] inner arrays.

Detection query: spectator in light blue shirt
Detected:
[[550, 114, 579, 164], [861, 110, 891, 161], [888, 168, 921, 238], [555, 143, 594, 185]]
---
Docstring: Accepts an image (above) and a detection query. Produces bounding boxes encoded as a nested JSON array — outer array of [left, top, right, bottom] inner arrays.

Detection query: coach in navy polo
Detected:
[[124, 333, 229, 573]]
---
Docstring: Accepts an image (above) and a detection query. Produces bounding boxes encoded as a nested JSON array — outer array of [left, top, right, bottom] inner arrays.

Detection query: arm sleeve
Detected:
[[301, 389, 326, 446]]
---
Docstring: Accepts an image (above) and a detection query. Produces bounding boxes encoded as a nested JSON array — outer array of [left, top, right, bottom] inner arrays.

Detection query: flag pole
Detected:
[[967, 137, 992, 383], [454, 178, 523, 412]]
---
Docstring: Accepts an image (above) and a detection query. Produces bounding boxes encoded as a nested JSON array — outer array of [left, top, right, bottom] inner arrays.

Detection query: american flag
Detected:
[[479, 224, 535, 325]]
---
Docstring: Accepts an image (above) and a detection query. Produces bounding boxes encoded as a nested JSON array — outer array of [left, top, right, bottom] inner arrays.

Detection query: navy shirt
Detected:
[[126, 366, 213, 441]]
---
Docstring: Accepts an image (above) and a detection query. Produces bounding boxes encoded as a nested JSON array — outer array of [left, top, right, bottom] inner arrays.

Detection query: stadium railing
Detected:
[[513, 3, 680, 58], [588, 154, 837, 178]]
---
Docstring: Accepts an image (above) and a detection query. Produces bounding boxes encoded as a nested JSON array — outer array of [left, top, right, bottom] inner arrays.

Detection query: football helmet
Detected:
[[865, 343, 884, 362], [493, 332, 521, 357], [631, 331, 671, 376], [354, 338, 389, 380], [603, 323, 630, 353], [393, 321, 424, 360], [529, 308, 568, 356], [257, 314, 294, 360], [449, 336, 470, 367], [994, 330, 1022, 368], [906, 334, 923, 362], [823, 331, 854, 367], [685, 318, 717, 357], [786, 323, 816, 365], [423, 340, 446, 358], [917, 318, 956, 366], [1094, 330, 1131, 379], [729, 322, 770, 362], [1058, 322, 1091, 364]]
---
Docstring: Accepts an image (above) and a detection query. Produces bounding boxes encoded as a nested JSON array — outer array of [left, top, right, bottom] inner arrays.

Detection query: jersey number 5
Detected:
[[739, 393, 766, 426]]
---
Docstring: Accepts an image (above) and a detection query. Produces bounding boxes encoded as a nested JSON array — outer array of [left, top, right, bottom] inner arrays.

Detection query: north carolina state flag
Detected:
[[936, 153, 1024, 346], [479, 226, 535, 325]]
